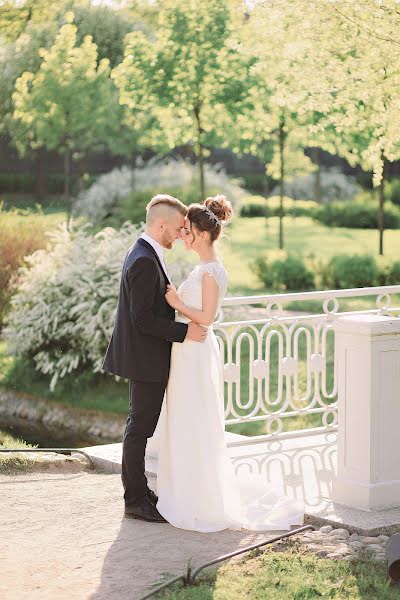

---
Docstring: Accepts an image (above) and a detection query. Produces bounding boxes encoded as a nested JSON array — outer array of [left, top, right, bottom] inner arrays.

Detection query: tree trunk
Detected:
[[378, 154, 387, 256], [278, 114, 286, 249], [130, 153, 136, 191], [36, 147, 47, 201], [312, 147, 322, 203], [194, 105, 205, 200], [77, 155, 87, 194], [64, 148, 71, 220]]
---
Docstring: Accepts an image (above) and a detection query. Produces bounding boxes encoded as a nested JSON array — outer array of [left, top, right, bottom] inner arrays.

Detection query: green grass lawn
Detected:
[[219, 215, 400, 294], [156, 546, 396, 600]]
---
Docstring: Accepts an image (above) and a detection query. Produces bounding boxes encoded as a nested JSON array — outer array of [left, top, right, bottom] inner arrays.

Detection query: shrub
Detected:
[[240, 173, 273, 194], [267, 196, 318, 218], [321, 254, 380, 289], [240, 195, 267, 217], [0, 173, 87, 195], [73, 158, 246, 226], [0, 173, 36, 193], [252, 251, 315, 291], [269, 167, 361, 202], [386, 179, 400, 206], [0, 205, 54, 328], [116, 186, 202, 226], [73, 165, 133, 224], [386, 261, 400, 285], [240, 195, 318, 218], [312, 199, 400, 229], [3, 220, 192, 390]]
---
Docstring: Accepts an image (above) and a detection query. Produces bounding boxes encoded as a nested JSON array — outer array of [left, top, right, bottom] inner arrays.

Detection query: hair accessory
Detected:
[[203, 205, 222, 226]]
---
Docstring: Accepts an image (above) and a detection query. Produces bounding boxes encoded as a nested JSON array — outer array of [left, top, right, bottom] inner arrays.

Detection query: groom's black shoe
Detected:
[[147, 489, 158, 506], [124, 498, 167, 523]]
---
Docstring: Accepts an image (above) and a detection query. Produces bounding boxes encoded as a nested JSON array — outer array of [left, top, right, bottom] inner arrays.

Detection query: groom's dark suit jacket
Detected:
[[102, 237, 188, 382]]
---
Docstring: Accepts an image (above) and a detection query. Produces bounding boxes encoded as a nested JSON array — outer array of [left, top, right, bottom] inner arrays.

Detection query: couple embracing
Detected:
[[102, 194, 303, 533]]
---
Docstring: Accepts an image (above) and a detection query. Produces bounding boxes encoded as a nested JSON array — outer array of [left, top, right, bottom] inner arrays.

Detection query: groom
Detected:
[[102, 194, 207, 522]]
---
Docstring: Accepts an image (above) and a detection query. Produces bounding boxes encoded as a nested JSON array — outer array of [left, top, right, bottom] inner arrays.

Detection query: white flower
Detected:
[[72, 157, 246, 224], [3, 220, 191, 389], [270, 167, 361, 202]]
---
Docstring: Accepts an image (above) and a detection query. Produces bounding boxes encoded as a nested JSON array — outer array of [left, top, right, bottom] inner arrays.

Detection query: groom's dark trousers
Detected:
[[102, 237, 188, 507]]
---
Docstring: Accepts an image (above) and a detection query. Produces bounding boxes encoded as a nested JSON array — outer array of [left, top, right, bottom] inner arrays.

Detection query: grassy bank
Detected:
[[0, 429, 39, 473], [156, 547, 395, 600]]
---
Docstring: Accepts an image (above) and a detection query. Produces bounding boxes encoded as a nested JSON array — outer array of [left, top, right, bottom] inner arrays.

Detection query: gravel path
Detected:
[[1, 468, 277, 600]]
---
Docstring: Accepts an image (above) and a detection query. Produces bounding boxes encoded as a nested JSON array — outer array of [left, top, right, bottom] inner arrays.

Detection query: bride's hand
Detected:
[[165, 284, 181, 309]]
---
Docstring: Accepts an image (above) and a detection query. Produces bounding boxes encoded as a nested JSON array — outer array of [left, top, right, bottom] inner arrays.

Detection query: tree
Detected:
[[249, 0, 400, 255], [297, 0, 400, 255], [11, 12, 121, 213], [235, 2, 314, 249], [112, 0, 255, 200]]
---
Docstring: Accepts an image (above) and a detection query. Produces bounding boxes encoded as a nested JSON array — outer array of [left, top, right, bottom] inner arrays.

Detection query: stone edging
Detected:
[[0, 388, 126, 446], [287, 525, 388, 562]]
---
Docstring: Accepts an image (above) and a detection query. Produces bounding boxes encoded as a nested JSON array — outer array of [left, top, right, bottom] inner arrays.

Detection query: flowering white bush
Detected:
[[73, 157, 246, 224], [270, 167, 361, 202], [73, 165, 133, 224], [132, 157, 246, 204], [3, 221, 192, 390]]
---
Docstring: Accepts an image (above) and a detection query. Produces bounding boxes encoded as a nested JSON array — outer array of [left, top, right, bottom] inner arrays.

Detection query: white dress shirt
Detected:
[[139, 232, 171, 282]]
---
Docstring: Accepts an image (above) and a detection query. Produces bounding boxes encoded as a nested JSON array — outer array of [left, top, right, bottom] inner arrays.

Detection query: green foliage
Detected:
[[11, 14, 126, 161], [0, 172, 95, 195], [240, 173, 272, 195], [115, 180, 230, 226], [240, 195, 318, 219], [321, 254, 380, 289], [252, 251, 315, 291], [0, 204, 63, 328], [0, 340, 128, 415], [112, 0, 256, 182], [116, 187, 192, 226], [240, 202, 267, 218], [312, 199, 400, 229], [72, 4, 135, 69], [0, 429, 38, 474], [386, 179, 400, 206], [267, 196, 318, 218], [0, 173, 36, 193], [385, 261, 400, 286]]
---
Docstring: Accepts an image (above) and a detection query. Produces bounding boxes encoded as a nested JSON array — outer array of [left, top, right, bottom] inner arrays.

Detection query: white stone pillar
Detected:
[[332, 314, 400, 510]]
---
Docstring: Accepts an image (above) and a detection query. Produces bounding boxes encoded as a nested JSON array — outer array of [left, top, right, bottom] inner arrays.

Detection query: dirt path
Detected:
[[1, 467, 279, 600]]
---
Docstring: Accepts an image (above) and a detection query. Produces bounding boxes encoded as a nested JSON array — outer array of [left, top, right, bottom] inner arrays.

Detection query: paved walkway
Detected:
[[83, 431, 400, 537], [1, 469, 277, 600]]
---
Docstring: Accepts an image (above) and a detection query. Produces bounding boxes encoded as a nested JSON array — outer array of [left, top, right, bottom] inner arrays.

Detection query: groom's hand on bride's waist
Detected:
[[186, 322, 207, 342]]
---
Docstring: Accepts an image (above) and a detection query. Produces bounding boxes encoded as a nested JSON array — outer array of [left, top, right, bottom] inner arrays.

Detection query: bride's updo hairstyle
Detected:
[[187, 195, 233, 243]]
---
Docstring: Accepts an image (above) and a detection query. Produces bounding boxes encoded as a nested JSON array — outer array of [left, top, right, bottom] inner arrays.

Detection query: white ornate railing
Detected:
[[215, 285, 400, 446]]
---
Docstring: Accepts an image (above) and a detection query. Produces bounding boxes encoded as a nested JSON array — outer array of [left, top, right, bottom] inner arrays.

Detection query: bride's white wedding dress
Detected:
[[156, 261, 304, 532]]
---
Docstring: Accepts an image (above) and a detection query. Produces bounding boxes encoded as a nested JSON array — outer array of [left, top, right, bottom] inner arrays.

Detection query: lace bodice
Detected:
[[176, 261, 228, 324]]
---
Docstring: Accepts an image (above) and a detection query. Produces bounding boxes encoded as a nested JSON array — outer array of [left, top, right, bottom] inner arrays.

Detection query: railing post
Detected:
[[333, 314, 400, 510]]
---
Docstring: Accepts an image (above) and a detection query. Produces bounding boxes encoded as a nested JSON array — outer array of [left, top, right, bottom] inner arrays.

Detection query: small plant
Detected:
[[321, 254, 380, 289], [253, 251, 315, 291]]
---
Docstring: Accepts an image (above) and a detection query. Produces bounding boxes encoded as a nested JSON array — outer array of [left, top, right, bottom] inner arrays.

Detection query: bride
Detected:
[[155, 195, 304, 532]]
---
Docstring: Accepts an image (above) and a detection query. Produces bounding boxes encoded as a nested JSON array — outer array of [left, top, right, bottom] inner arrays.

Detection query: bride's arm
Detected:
[[165, 274, 219, 327]]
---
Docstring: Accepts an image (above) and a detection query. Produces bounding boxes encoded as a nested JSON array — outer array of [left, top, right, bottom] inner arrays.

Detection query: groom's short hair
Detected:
[[146, 194, 187, 225]]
